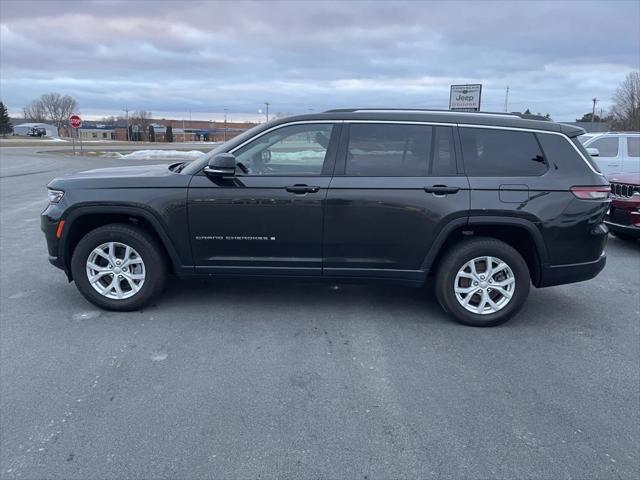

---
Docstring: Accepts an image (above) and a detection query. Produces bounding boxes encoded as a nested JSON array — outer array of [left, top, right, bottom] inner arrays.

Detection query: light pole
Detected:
[[123, 107, 129, 141], [591, 98, 598, 123], [264, 102, 270, 122], [224, 108, 228, 142]]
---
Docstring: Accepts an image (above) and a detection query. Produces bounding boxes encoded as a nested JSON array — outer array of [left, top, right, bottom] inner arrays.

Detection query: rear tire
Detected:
[[71, 224, 167, 311], [435, 238, 530, 327]]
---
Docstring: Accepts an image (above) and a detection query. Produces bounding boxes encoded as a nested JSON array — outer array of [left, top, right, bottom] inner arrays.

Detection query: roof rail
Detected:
[[323, 108, 535, 119]]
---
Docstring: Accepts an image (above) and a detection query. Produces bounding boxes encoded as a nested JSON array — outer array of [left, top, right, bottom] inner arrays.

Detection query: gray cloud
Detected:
[[1, 0, 638, 120]]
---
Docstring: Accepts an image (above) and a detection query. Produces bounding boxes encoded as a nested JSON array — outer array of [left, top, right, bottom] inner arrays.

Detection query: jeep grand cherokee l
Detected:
[[42, 109, 610, 326]]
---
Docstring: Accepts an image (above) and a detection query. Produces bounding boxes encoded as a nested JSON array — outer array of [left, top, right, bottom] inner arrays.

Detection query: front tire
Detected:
[[435, 238, 530, 327], [71, 224, 167, 311]]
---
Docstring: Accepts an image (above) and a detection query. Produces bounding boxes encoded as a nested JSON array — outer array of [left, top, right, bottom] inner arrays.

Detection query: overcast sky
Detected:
[[1, 0, 638, 121]]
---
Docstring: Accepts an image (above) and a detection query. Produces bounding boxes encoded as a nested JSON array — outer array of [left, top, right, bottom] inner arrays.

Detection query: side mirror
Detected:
[[586, 147, 599, 157], [204, 153, 236, 177]]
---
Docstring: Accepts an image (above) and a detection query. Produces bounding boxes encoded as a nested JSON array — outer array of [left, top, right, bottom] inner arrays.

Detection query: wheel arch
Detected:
[[422, 216, 548, 287], [60, 205, 184, 279]]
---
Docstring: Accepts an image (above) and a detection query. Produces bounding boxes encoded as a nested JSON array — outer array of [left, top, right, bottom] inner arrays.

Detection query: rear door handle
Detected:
[[285, 184, 320, 194], [424, 185, 460, 195]]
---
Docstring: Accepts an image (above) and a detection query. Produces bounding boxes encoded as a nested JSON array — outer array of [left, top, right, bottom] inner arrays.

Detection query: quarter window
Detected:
[[627, 137, 639, 157], [345, 124, 457, 176], [588, 137, 618, 157], [460, 128, 547, 176], [233, 124, 334, 176]]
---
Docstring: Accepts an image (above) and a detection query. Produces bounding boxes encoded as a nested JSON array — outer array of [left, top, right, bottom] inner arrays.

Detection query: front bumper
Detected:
[[605, 220, 640, 238], [41, 209, 65, 271]]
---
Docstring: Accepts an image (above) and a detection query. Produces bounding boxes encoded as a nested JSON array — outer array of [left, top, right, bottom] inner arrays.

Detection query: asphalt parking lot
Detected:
[[1, 145, 639, 479]]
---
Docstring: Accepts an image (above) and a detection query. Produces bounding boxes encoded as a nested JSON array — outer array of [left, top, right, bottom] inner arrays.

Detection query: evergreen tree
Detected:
[[148, 125, 156, 142], [165, 125, 173, 142], [0, 101, 13, 136]]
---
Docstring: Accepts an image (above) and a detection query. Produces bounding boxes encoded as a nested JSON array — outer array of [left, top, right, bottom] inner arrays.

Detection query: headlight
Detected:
[[47, 189, 64, 204]]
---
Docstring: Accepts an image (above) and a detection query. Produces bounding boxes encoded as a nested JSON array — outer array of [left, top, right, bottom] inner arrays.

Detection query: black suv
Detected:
[[42, 109, 610, 326]]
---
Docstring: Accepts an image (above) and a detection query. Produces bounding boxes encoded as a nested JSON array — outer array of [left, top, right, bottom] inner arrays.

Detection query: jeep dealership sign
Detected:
[[449, 84, 482, 112]]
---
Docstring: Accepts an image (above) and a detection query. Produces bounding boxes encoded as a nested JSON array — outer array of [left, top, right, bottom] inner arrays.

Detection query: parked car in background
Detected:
[[27, 127, 47, 137], [582, 132, 640, 175], [605, 172, 640, 241], [578, 133, 600, 144]]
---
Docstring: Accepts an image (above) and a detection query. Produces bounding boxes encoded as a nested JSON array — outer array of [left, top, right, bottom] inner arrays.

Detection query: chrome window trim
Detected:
[[342, 119, 455, 127], [228, 119, 603, 176]]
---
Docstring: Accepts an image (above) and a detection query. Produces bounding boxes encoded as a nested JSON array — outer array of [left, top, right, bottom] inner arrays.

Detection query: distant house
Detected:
[[13, 123, 58, 137], [79, 125, 116, 140]]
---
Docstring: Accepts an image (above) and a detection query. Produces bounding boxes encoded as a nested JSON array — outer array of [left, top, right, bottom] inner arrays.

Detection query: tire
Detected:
[[70, 223, 168, 311], [435, 238, 530, 327]]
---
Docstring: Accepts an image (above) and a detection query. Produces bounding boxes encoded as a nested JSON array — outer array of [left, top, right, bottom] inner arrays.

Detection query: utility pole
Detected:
[[591, 98, 598, 123], [123, 107, 129, 141], [504, 86, 510, 112], [264, 102, 270, 122], [224, 108, 228, 142]]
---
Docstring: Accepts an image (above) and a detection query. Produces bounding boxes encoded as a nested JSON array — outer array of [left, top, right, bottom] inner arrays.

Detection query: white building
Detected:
[[13, 123, 58, 137]]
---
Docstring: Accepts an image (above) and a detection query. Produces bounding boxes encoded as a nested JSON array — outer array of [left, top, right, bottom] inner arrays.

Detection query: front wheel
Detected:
[[435, 238, 530, 327], [71, 224, 167, 311]]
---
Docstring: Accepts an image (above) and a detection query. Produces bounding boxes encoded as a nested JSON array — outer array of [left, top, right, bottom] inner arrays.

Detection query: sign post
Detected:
[[69, 115, 82, 155], [449, 84, 482, 112]]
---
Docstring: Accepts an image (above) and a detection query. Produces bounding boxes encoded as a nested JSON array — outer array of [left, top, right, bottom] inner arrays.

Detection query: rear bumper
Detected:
[[538, 251, 606, 288]]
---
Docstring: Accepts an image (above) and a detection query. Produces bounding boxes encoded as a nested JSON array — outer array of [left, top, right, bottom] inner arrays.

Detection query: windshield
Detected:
[[181, 123, 267, 175]]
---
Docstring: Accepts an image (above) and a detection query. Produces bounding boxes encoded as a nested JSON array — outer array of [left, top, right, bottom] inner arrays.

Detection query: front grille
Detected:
[[610, 182, 640, 198]]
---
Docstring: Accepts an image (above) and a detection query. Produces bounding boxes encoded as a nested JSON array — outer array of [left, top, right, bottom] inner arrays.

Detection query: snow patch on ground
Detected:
[[102, 150, 206, 160]]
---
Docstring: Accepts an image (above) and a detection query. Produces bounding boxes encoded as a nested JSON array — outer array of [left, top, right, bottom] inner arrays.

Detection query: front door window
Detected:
[[233, 124, 334, 176]]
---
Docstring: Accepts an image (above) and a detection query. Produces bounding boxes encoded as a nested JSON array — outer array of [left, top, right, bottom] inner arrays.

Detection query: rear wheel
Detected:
[[435, 238, 530, 327], [71, 224, 167, 311]]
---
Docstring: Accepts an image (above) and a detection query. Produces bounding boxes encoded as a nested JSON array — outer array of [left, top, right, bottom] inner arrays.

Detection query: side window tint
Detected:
[[589, 137, 618, 157], [346, 124, 431, 176], [460, 128, 546, 176], [540, 134, 601, 174], [431, 127, 457, 176], [627, 137, 639, 157], [234, 124, 334, 175]]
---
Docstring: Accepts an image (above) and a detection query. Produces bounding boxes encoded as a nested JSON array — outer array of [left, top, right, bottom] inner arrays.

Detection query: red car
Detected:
[[606, 173, 640, 240]]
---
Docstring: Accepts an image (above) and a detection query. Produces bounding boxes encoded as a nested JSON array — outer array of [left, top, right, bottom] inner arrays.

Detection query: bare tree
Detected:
[[130, 110, 153, 141], [23, 93, 78, 134], [23, 100, 47, 123], [611, 71, 640, 131], [40, 93, 78, 134]]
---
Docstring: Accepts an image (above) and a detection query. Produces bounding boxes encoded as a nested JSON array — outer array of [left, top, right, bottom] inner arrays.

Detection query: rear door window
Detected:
[[588, 137, 619, 157], [460, 128, 547, 176], [344, 124, 458, 177]]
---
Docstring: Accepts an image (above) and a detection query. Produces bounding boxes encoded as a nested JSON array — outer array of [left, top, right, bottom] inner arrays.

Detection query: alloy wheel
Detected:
[[453, 256, 515, 315], [85, 241, 146, 299]]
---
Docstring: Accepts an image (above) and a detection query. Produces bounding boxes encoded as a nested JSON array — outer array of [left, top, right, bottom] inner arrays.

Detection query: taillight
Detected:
[[570, 186, 610, 200]]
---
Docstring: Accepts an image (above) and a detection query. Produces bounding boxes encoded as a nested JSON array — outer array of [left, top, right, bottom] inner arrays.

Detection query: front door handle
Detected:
[[424, 185, 460, 195], [285, 184, 320, 194]]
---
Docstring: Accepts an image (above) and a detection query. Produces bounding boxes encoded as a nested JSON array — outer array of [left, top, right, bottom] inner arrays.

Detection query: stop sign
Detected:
[[69, 115, 82, 129]]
